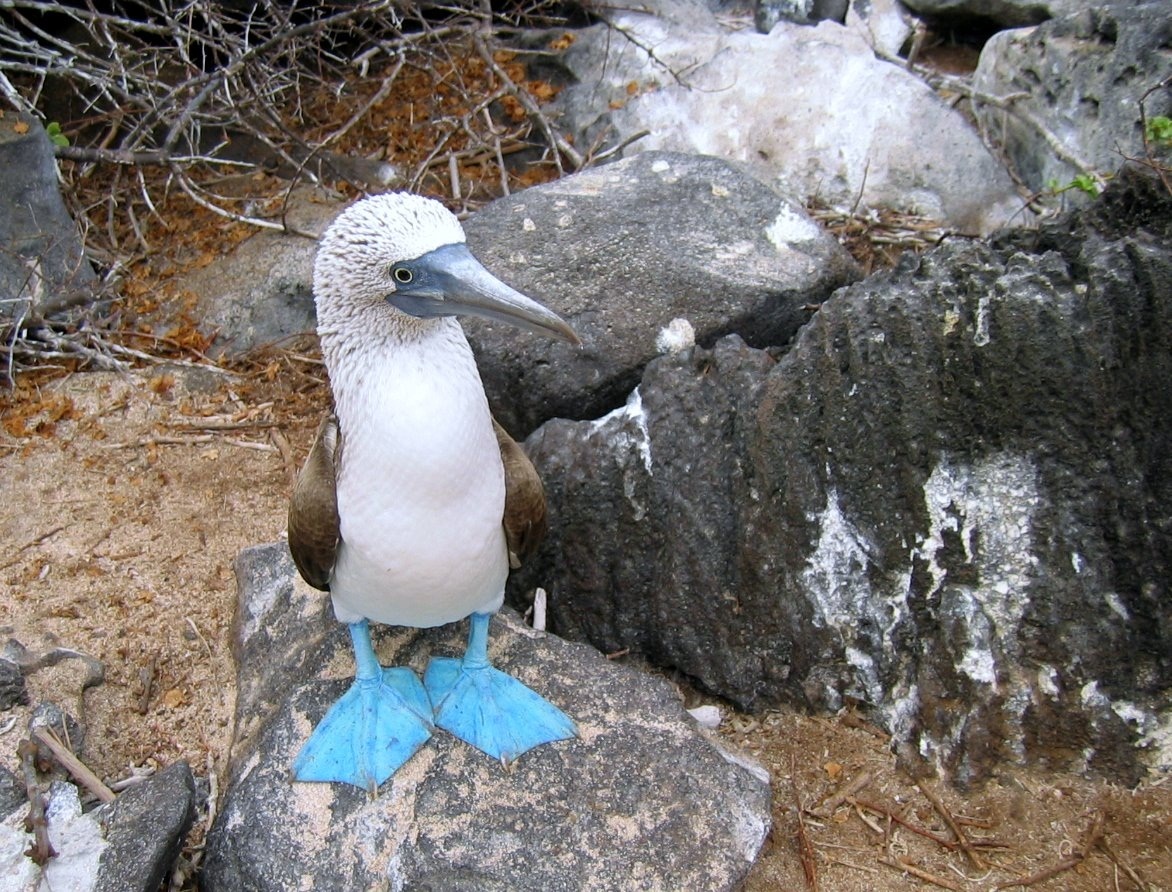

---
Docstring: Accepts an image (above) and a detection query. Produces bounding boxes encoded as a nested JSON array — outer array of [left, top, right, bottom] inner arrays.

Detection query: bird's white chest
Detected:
[[328, 327, 508, 626]]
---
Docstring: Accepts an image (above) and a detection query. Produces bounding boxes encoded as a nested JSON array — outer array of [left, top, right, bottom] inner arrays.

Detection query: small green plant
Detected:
[[44, 121, 69, 147], [1046, 172, 1104, 199], [1146, 115, 1172, 147], [1069, 172, 1100, 197]]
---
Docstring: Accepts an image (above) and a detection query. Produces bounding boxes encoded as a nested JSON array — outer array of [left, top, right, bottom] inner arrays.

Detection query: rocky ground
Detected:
[[1, 353, 1168, 890], [1, 7, 1169, 885]]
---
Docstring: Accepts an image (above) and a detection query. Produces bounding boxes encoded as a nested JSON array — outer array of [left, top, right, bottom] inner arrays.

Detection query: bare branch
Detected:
[[0, 0, 576, 382]]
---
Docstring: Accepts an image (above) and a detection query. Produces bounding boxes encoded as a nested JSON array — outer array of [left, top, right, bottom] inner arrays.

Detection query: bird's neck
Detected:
[[323, 317, 487, 444]]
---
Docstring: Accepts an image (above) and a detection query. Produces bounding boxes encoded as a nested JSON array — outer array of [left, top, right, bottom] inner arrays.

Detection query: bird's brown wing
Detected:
[[287, 414, 342, 591], [494, 418, 547, 569]]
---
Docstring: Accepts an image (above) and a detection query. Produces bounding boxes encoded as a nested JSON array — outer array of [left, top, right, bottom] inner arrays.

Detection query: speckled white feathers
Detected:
[[310, 193, 508, 628], [313, 193, 467, 350]]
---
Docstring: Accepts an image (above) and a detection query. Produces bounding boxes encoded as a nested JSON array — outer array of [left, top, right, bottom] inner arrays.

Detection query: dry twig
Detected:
[[995, 809, 1106, 889], [849, 797, 999, 851], [1, 0, 578, 383], [17, 739, 54, 865], [1096, 834, 1151, 891], [879, 855, 964, 891], [810, 770, 874, 818], [0, 524, 67, 571], [917, 778, 986, 871], [30, 726, 117, 804], [791, 754, 819, 890]]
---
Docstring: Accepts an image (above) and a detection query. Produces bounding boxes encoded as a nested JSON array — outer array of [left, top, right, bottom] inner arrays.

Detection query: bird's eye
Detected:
[[393, 266, 413, 284]]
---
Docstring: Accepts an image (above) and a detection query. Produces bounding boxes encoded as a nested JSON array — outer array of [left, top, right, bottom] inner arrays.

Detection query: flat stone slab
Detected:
[[202, 543, 771, 891]]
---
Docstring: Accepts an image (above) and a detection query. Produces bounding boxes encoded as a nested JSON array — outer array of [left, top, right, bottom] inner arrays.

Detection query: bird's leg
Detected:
[[425, 613, 576, 764], [351, 619, 382, 680], [461, 612, 491, 670], [292, 620, 433, 788]]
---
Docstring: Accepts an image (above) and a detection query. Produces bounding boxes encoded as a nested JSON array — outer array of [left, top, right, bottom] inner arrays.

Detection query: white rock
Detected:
[[557, 5, 1021, 233], [687, 704, 723, 728], [0, 783, 107, 892], [655, 318, 695, 354]]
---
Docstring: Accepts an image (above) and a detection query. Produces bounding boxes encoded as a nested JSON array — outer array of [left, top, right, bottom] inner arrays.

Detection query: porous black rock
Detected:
[[93, 761, 197, 892], [0, 659, 26, 711], [511, 168, 1172, 785]]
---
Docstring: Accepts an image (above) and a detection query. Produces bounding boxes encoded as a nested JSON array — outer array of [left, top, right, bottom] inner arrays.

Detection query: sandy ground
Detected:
[[1, 364, 1169, 891]]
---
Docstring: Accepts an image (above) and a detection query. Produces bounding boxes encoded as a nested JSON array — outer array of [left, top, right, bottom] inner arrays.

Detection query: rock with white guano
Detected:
[[510, 167, 1172, 786]]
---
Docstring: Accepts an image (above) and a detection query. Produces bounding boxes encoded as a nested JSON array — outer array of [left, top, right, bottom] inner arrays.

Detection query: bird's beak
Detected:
[[387, 244, 580, 345]]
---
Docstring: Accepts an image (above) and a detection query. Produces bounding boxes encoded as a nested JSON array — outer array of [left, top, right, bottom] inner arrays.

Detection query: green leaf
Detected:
[[1146, 115, 1172, 146], [45, 121, 70, 148], [1071, 173, 1099, 197]]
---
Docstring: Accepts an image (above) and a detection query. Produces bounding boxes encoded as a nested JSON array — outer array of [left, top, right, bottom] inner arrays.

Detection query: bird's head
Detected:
[[313, 192, 578, 345]]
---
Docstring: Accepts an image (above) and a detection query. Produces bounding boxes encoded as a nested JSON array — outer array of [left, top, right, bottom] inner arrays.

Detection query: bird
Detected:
[[286, 192, 579, 790]]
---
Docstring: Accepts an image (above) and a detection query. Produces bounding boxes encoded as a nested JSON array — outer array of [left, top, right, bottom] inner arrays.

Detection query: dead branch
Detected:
[[995, 809, 1105, 889], [30, 726, 117, 804], [17, 739, 54, 865], [916, 778, 986, 871], [790, 754, 819, 891], [810, 770, 874, 818], [1, 0, 579, 383], [472, 31, 583, 174]]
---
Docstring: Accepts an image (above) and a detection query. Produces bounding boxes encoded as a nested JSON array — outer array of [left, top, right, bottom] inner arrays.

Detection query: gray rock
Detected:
[[93, 761, 197, 892], [900, 0, 1086, 27], [510, 167, 1172, 786], [0, 659, 26, 711], [463, 151, 857, 433], [845, 0, 916, 56], [974, 3, 1172, 201], [0, 767, 26, 820], [30, 702, 85, 762], [202, 543, 771, 891], [755, 0, 849, 29], [183, 154, 852, 437], [182, 189, 336, 357], [541, 2, 1022, 233], [0, 113, 94, 323]]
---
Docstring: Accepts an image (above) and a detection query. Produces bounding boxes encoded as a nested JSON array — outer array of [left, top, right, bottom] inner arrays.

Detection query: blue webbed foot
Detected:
[[293, 621, 432, 789], [424, 613, 576, 763]]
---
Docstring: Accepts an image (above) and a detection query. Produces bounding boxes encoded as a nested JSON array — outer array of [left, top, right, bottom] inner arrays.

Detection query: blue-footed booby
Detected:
[[287, 192, 578, 789]]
